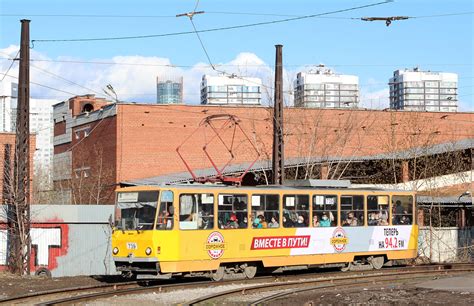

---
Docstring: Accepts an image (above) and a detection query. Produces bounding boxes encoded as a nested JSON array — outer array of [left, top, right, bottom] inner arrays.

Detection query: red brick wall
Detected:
[[114, 104, 474, 183], [68, 95, 109, 117], [54, 121, 66, 136], [0, 133, 36, 204], [69, 117, 117, 204]]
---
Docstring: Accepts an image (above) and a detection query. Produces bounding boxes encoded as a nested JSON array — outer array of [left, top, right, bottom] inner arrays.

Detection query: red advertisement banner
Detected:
[[251, 235, 311, 250]]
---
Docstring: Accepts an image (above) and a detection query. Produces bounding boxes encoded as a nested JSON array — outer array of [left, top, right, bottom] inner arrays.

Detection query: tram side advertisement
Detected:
[[244, 226, 413, 256]]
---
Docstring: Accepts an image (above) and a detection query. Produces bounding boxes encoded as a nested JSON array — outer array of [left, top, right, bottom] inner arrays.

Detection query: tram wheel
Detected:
[[243, 265, 257, 279], [210, 266, 225, 281], [341, 262, 352, 272], [370, 256, 385, 270]]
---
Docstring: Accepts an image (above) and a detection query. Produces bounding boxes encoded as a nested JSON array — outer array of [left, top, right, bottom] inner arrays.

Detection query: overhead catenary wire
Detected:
[[1, 10, 471, 20], [31, 1, 392, 43]]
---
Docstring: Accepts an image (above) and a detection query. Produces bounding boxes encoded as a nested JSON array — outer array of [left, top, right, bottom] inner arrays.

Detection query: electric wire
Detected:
[[189, 18, 215, 70], [31, 1, 391, 43], [28, 58, 474, 68], [1, 10, 471, 20], [0, 72, 79, 96], [30, 64, 105, 96], [0, 51, 20, 82]]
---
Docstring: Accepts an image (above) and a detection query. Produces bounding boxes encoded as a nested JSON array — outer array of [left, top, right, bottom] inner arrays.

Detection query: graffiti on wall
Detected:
[[0, 221, 69, 272]]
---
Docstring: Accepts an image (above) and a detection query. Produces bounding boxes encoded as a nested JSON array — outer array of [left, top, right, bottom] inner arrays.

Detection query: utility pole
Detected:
[[272, 44, 284, 185], [9, 19, 31, 275]]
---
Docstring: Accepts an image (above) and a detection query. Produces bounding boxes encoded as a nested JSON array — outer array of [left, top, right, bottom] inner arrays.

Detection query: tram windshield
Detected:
[[115, 191, 159, 230]]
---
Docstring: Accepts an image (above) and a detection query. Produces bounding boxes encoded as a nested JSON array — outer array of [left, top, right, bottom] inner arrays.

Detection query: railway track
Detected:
[[186, 263, 474, 305], [1, 263, 472, 305]]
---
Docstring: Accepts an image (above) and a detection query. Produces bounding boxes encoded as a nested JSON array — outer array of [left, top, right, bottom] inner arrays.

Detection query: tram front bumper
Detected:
[[113, 256, 160, 273]]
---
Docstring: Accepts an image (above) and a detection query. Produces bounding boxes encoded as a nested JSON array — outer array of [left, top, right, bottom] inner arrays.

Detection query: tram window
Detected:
[[367, 195, 389, 226], [218, 194, 248, 229], [283, 195, 309, 228], [392, 195, 413, 225], [157, 190, 174, 230], [341, 195, 364, 227], [116, 191, 159, 231], [179, 193, 214, 230], [312, 195, 337, 227], [251, 194, 279, 229]]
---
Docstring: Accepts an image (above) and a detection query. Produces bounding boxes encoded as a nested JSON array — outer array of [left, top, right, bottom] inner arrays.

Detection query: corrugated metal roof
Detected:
[[417, 196, 473, 205], [122, 138, 474, 186]]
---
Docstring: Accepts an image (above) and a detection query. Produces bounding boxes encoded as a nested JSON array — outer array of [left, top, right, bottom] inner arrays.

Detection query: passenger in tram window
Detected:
[[239, 216, 248, 228], [227, 214, 239, 228], [320, 212, 333, 227], [238, 200, 247, 211], [378, 214, 389, 226], [252, 216, 262, 228], [394, 200, 404, 214], [313, 215, 320, 227], [268, 215, 279, 228], [258, 215, 268, 228], [368, 212, 378, 226], [342, 212, 358, 226], [399, 215, 410, 225], [294, 215, 306, 227], [283, 214, 293, 227]]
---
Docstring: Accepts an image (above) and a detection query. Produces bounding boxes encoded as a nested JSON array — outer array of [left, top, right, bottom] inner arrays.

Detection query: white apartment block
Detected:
[[0, 81, 58, 170], [389, 68, 458, 112], [294, 66, 359, 108], [200, 74, 262, 105], [0, 81, 17, 132]]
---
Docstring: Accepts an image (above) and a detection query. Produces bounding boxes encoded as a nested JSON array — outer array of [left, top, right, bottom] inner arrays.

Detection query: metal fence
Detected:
[[0, 204, 116, 277]]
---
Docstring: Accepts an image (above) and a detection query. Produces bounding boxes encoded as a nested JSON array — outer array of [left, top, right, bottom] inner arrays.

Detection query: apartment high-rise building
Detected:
[[0, 81, 58, 170], [157, 76, 183, 104], [0, 82, 17, 132], [200, 74, 262, 105], [389, 68, 458, 112], [294, 66, 359, 108]]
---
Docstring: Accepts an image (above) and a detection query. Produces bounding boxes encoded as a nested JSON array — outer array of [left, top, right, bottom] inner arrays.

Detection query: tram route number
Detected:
[[127, 242, 138, 250]]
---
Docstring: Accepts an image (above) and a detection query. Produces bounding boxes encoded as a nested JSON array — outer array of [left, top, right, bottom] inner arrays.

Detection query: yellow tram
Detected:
[[111, 181, 418, 280]]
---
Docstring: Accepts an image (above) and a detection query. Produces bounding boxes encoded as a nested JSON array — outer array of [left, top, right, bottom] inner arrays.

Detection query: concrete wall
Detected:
[[0, 205, 116, 277], [418, 227, 473, 263]]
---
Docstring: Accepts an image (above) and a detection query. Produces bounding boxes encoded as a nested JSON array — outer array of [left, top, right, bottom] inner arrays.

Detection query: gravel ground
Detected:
[[91, 282, 267, 305], [271, 284, 474, 305], [0, 272, 121, 299], [1, 271, 473, 305], [271, 274, 474, 305]]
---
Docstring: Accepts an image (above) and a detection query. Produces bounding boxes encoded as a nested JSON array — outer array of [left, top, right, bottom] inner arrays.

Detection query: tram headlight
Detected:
[[113, 247, 119, 255], [145, 247, 152, 256]]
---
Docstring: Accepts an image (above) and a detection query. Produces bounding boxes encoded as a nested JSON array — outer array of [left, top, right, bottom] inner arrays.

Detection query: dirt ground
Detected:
[[0, 272, 122, 299], [272, 275, 474, 305], [1, 271, 473, 305]]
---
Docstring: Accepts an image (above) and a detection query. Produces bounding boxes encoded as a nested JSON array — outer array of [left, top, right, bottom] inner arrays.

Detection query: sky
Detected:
[[0, 0, 473, 110]]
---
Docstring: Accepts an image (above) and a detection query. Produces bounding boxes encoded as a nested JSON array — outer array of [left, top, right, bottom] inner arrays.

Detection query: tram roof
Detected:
[[117, 182, 413, 193]]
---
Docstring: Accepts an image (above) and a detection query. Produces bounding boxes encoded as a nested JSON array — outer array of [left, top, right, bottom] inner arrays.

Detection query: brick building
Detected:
[[53, 95, 474, 204], [0, 132, 36, 204]]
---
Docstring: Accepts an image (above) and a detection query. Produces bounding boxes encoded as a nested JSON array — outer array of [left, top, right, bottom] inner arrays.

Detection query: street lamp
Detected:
[[103, 84, 119, 103]]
